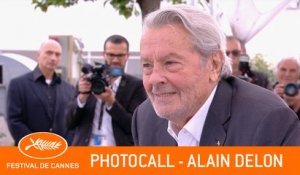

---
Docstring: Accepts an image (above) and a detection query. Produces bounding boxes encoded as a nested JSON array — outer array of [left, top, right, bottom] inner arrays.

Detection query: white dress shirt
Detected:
[[167, 86, 217, 146]]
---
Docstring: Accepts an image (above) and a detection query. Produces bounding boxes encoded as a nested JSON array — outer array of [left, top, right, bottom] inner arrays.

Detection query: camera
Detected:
[[239, 54, 250, 75], [81, 63, 124, 94], [237, 54, 257, 83], [284, 83, 300, 96]]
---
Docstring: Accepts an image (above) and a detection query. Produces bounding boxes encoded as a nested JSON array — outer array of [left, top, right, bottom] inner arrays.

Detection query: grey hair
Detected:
[[142, 4, 232, 77], [276, 56, 300, 76]]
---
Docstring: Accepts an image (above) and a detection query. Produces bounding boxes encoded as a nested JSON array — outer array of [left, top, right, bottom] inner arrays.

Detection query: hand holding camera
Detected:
[[274, 82, 300, 111], [274, 82, 300, 97], [79, 63, 124, 105], [284, 83, 300, 96], [81, 63, 110, 95], [93, 87, 116, 106], [81, 63, 124, 95], [284, 85, 300, 112], [273, 83, 285, 98], [77, 75, 92, 104]]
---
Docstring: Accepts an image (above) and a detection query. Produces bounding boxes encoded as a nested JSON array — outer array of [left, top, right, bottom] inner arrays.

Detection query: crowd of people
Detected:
[[5, 4, 300, 146]]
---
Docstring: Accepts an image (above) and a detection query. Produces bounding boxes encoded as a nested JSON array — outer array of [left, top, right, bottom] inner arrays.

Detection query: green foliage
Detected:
[[105, 0, 137, 19], [32, 0, 139, 18], [250, 54, 276, 83], [32, 0, 81, 11], [32, 0, 187, 19], [170, 0, 185, 4]]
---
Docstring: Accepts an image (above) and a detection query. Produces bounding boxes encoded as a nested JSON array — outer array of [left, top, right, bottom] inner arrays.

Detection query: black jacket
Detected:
[[7, 66, 76, 145], [132, 77, 300, 146]]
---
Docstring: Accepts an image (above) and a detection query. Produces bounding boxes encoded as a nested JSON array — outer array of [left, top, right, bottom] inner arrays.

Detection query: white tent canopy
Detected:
[[228, 0, 293, 44], [1, 53, 37, 70], [193, 0, 294, 46]]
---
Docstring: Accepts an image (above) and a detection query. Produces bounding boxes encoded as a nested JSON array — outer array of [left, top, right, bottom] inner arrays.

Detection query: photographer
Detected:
[[273, 57, 300, 119], [226, 36, 271, 89], [65, 35, 147, 146]]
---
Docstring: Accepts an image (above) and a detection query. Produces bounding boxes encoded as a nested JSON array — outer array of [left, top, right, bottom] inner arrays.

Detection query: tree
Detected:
[[250, 53, 276, 83], [31, 0, 187, 19]]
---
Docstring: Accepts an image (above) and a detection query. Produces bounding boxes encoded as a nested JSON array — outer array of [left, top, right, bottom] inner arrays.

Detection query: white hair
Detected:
[[142, 4, 232, 77]]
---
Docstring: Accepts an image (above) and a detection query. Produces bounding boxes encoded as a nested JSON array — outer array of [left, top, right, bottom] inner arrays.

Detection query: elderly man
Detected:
[[132, 4, 300, 146], [273, 57, 300, 119]]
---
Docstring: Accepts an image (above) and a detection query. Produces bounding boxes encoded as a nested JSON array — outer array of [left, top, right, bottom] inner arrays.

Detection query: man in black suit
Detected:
[[226, 36, 271, 89], [65, 35, 147, 146], [132, 4, 300, 146], [7, 39, 76, 145]]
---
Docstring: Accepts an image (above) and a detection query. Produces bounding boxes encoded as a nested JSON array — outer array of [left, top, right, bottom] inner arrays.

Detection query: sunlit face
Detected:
[[276, 59, 300, 84], [37, 40, 62, 72], [103, 41, 129, 68], [140, 24, 218, 127], [226, 39, 241, 75]]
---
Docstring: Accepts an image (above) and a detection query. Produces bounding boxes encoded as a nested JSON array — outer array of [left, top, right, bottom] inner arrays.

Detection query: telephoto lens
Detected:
[[284, 83, 300, 96]]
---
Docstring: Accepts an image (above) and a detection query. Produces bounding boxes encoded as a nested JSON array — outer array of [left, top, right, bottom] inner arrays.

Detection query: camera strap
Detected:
[[97, 101, 106, 130]]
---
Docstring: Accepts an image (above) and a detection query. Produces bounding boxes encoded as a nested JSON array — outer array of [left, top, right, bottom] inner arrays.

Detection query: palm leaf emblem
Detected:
[[25, 138, 62, 151]]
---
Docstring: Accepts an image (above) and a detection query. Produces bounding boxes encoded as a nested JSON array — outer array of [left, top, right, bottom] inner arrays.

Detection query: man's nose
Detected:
[[148, 65, 167, 85]]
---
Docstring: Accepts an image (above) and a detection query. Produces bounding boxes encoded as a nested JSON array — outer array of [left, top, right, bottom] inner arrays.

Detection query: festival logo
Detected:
[[18, 132, 68, 159]]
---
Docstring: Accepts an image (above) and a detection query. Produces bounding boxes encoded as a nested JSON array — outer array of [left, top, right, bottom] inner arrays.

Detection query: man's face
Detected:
[[103, 41, 128, 68], [276, 59, 299, 84], [37, 41, 62, 72], [140, 24, 219, 126], [226, 39, 241, 75]]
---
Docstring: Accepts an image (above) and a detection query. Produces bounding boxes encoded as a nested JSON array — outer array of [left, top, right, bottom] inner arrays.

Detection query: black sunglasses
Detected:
[[226, 50, 241, 57]]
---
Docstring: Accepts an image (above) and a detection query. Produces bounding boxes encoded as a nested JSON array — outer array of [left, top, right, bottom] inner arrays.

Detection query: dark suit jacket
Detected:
[[249, 70, 272, 90], [7, 67, 76, 145], [132, 76, 300, 146], [65, 74, 147, 146]]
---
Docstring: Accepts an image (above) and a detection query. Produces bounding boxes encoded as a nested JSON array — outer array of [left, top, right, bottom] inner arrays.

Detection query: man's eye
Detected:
[[142, 63, 152, 68], [141, 62, 153, 75], [165, 60, 182, 72], [165, 61, 177, 65]]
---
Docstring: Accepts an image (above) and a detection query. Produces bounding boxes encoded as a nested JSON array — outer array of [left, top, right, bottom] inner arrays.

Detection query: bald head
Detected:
[[39, 39, 62, 52], [37, 39, 62, 77]]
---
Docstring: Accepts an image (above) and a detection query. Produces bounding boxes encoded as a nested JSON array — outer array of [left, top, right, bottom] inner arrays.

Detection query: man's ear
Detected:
[[209, 50, 224, 82]]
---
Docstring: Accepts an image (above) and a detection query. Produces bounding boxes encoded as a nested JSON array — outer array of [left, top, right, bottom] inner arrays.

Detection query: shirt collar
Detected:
[[167, 85, 218, 144], [32, 66, 61, 84], [111, 76, 121, 93]]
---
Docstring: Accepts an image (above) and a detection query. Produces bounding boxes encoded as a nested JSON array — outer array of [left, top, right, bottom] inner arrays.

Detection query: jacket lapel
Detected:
[[200, 78, 233, 146], [157, 120, 177, 146], [115, 75, 127, 102]]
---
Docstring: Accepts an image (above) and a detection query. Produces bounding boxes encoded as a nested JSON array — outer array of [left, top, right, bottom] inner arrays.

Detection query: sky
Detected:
[[247, 8, 300, 64], [0, 0, 299, 66], [0, 0, 142, 51]]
